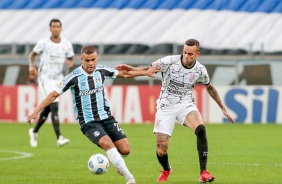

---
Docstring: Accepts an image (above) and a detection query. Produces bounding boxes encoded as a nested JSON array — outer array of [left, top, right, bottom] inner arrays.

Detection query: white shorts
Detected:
[[38, 77, 60, 103], [153, 103, 199, 136]]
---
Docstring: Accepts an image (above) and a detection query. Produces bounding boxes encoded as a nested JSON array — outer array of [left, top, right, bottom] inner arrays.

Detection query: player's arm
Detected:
[[65, 57, 74, 68], [205, 82, 235, 123], [117, 65, 160, 78], [29, 51, 38, 75], [115, 64, 149, 71], [26, 91, 60, 125]]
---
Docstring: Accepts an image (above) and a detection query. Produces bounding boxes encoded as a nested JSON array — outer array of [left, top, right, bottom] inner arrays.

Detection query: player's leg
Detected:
[[50, 102, 60, 139], [183, 109, 215, 183], [84, 121, 135, 184], [106, 118, 130, 156], [153, 107, 175, 182], [155, 132, 170, 167], [33, 105, 50, 132], [104, 118, 135, 183], [28, 105, 50, 147], [50, 102, 70, 146]]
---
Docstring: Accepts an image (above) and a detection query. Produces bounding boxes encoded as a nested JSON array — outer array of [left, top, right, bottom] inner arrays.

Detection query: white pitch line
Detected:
[[0, 150, 33, 161], [208, 162, 282, 167]]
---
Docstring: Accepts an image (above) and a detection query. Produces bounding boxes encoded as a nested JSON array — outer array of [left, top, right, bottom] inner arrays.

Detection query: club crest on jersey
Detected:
[[95, 78, 101, 83], [188, 73, 197, 82]]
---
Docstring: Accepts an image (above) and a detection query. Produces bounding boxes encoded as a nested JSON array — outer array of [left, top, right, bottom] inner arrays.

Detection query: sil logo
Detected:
[[93, 131, 100, 137]]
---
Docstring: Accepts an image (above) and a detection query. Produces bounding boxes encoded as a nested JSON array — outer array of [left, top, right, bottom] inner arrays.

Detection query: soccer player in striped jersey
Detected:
[[27, 45, 160, 184], [117, 39, 235, 183], [28, 18, 74, 147]]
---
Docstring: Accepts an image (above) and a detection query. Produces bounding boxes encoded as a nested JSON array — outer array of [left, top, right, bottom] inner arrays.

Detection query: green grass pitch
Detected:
[[0, 123, 281, 184]]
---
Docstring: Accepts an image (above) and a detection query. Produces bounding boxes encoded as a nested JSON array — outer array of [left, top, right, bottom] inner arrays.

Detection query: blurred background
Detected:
[[0, 0, 282, 124]]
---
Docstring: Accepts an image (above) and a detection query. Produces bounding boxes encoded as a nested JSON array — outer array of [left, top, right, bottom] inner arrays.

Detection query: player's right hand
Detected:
[[115, 64, 133, 71], [27, 113, 37, 125]]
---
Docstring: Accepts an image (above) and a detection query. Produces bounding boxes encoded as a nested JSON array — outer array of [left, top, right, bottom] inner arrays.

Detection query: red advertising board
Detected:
[[0, 85, 205, 123], [0, 85, 18, 121]]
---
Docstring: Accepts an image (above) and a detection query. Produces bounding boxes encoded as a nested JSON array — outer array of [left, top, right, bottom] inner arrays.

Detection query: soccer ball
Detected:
[[88, 153, 109, 175]]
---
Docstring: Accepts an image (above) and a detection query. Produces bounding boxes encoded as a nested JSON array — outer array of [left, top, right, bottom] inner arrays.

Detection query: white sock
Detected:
[[106, 147, 134, 180]]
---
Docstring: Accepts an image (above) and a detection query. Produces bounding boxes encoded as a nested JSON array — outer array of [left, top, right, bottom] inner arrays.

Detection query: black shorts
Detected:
[[81, 117, 127, 145]]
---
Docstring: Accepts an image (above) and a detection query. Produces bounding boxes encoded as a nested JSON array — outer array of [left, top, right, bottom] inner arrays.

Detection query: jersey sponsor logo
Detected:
[[79, 86, 103, 96], [169, 80, 184, 87], [166, 80, 192, 96]]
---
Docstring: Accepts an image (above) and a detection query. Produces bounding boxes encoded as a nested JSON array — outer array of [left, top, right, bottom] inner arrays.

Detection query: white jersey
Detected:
[[151, 55, 210, 109], [33, 37, 74, 80]]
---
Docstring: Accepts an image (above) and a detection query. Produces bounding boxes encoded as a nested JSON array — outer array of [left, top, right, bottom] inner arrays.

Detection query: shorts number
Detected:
[[114, 123, 122, 132]]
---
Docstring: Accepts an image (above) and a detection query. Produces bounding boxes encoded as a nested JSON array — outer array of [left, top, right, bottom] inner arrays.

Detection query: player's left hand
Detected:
[[146, 65, 160, 78], [65, 59, 74, 68]]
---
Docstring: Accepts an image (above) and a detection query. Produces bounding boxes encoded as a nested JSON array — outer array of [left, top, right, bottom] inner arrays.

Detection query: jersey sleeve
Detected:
[[66, 40, 75, 58], [196, 67, 210, 85], [97, 65, 118, 79], [54, 69, 78, 94], [33, 39, 45, 54], [151, 56, 173, 72]]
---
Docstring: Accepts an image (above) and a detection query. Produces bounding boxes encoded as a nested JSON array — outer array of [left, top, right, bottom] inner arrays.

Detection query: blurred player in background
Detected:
[[28, 18, 74, 147], [27, 45, 160, 184], [116, 39, 235, 183]]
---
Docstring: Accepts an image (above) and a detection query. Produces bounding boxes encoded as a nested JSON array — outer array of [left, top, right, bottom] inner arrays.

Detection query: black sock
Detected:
[[156, 151, 170, 171], [50, 102, 61, 139], [33, 106, 50, 132], [195, 125, 208, 173]]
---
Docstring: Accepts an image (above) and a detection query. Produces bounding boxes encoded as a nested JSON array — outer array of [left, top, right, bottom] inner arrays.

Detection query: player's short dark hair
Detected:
[[49, 18, 62, 27], [185, 39, 200, 51], [81, 45, 97, 55]]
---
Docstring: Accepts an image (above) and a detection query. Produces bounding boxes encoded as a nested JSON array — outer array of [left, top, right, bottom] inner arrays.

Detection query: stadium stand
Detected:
[[1, 0, 282, 55]]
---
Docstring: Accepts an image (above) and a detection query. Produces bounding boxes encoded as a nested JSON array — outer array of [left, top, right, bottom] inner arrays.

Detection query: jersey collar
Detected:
[[180, 55, 197, 69]]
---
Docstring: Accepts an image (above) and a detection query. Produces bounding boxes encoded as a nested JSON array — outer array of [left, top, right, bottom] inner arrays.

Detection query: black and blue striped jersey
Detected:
[[55, 65, 118, 127]]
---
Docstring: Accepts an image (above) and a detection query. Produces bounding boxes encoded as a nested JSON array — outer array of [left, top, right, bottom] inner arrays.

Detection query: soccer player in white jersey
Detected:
[[27, 45, 160, 184], [116, 39, 235, 183], [28, 18, 75, 147]]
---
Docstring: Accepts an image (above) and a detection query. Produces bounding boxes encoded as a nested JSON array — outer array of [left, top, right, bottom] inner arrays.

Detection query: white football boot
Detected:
[[29, 128, 38, 147], [126, 177, 136, 184], [57, 135, 70, 147]]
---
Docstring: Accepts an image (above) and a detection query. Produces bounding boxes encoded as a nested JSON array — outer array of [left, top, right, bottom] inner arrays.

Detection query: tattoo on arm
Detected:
[[206, 85, 224, 109]]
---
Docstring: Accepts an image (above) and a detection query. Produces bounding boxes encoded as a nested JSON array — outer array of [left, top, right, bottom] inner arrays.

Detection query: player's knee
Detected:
[[50, 102, 59, 113], [118, 147, 131, 157], [195, 124, 206, 136], [120, 150, 130, 157], [157, 149, 167, 157], [40, 107, 50, 117], [98, 140, 115, 150]]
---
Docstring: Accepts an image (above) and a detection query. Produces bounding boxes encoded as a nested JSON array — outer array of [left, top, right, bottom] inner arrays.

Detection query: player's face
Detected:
[[81, 52, 98, 74], [50, 22, 62, 38], [182, 44, 200, 67]]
